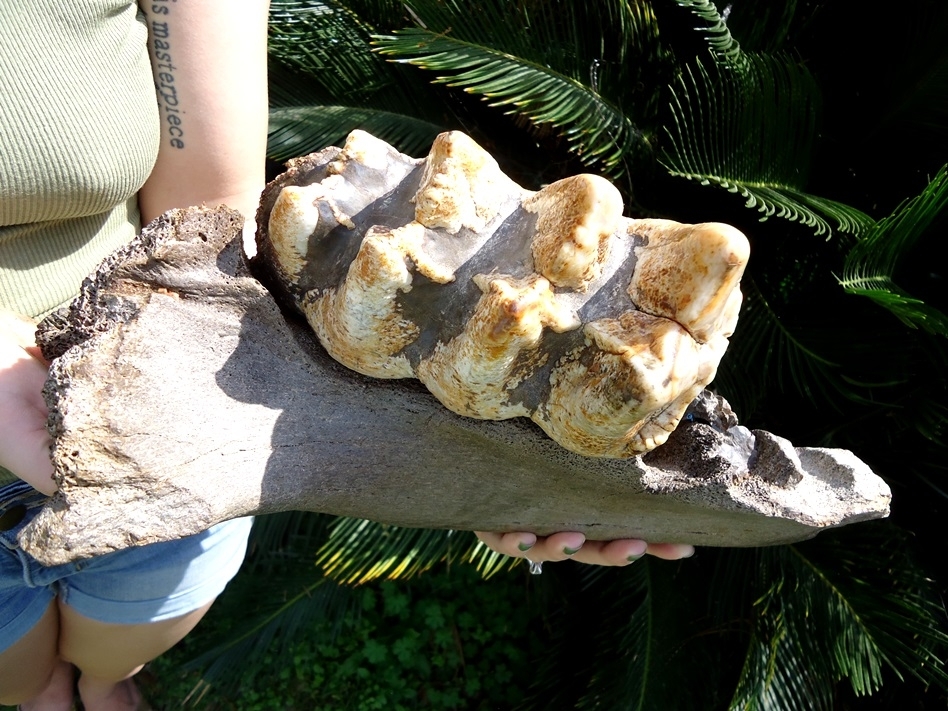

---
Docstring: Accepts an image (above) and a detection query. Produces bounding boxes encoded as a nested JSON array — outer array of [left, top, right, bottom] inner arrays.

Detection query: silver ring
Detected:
[[528, 560, 543, 575]]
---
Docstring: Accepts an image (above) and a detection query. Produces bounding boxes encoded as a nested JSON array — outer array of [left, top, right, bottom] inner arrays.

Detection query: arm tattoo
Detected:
[[149, 0, 185, 149]]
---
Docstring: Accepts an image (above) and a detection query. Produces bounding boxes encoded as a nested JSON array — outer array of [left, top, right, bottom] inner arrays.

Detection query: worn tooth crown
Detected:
[[525, 174, 623, 290], [417, 273, 580, 420], [628, 219, 750, 343], [413, 131, 519, 234], [260, 130, 749, 457]]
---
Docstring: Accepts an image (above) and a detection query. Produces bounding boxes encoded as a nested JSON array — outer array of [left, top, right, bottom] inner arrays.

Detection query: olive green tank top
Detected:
[[0, 0, 161, 486]]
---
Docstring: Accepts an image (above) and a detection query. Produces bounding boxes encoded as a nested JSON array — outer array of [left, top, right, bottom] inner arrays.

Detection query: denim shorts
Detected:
[[0, 480, 253, 653]]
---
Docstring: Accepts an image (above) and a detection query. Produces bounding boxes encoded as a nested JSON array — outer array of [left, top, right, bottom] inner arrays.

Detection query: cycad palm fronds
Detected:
[[373, 28, 649, 176], [840, 165, 948, 336], [573, 565, 661, 711], [519, 564, 658, 710], [518, 560, 726, 711], [314, 517, 521, 585], [712, 277, 846, 415], [673, 0, 748, 71], [730, 618, 833, 711], [267, 104, 443, 161], [573, 563, 701, 710], [661, 53, 874, 237], [674, 0, 804, 60], [267, 0, 449, 159], [733, 528, 948, 708], [269, 0, 389, 101]]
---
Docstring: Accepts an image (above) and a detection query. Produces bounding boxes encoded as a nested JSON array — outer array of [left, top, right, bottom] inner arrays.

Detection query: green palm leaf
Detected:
[[661, 54, 874, 237], [730, 618, 833, 710], [713, 277, 847, 415], [733, 527, 948, 708], [267, 0, 452, 159], [373, 28, 650, 175], [573, 569, 655, 710], [840, 165, 948, 335], [573, 564, 674, 710], [269, 0, 390, 101], [520, 561, 720, 711], [268, 104, 443, 161], [314, 518, 521, 585], [673, 0, 748, 70], [674, 0, 805, 61]]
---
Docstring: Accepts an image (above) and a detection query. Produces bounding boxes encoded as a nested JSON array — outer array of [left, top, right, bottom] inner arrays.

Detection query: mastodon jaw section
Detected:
[[262, 130, 750, 457]]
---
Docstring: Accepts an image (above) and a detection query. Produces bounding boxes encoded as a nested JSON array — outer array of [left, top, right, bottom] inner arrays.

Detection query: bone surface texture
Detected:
[[18, 133, 890, 564]]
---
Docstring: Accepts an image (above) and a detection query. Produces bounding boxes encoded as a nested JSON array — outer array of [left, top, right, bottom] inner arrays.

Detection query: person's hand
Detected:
[[475, 531, 694, 567], [0, 311, 56, 494]]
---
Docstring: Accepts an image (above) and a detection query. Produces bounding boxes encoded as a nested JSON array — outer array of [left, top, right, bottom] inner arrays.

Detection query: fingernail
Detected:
[[563, 546, 581, 556], [627, 554, 644, 563], [518, 541, 535, 552]]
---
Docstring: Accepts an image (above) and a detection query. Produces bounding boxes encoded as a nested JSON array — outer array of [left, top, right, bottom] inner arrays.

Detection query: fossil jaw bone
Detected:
[[259, 130, 750, 457]]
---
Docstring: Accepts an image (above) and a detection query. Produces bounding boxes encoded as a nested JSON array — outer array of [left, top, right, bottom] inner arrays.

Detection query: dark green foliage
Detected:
[[841, 165, 948, 335], [662, 53, 874, 236], [375, 27, 648, 173], [148, 556, 542, 710], [266, 0, 448, 158], [730, 526, 948, 708], [164, 1, 948, 708]]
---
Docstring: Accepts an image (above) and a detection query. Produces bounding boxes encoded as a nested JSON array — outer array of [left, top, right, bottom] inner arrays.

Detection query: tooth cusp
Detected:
[[525, 174, 624, 290]]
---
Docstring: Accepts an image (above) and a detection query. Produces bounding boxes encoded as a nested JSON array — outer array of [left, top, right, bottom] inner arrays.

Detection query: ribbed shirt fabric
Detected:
[[1, 0, 160, 317], [1, 0, 161, 486]]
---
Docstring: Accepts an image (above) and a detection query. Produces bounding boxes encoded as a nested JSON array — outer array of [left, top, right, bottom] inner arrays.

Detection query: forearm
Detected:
[[137, 0, 270, 226]]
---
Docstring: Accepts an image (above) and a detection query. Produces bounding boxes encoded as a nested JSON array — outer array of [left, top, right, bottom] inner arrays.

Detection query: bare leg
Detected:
[[0, 602, 74, 709], [58, 599, 215, 711]]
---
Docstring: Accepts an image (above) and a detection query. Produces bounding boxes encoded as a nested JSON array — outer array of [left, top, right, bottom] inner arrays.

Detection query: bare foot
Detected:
[[17, 658, 74, 711]]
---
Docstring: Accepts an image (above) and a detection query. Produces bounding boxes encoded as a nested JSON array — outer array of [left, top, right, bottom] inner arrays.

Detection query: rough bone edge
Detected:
[[18, 205, 891, 566]]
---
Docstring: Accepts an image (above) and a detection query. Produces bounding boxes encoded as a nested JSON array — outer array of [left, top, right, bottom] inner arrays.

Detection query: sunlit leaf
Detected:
[[673, 0, 748, 70], [373, 28, 651, 175], [315, 518, 521, 585], [840, 165, 948, 335], [662, 54, 874, 237]]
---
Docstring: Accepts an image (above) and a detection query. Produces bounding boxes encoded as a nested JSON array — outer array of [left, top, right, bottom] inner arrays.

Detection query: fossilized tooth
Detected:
[[414, 130, 523, 234], [543, 312, 719, 457], [627, 219, 748, 342], [525, 173, 624, 290], [256, 129, 750, 457], [417, 273, 580, 420]]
